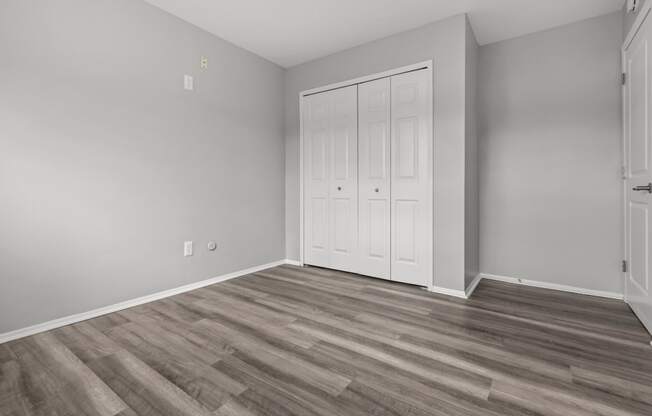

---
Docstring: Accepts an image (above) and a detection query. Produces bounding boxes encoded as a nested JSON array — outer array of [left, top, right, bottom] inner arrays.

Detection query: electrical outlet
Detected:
[[184, 241, 193, 257], [184, 75, 194, 91], [200, 56, 208, 69]]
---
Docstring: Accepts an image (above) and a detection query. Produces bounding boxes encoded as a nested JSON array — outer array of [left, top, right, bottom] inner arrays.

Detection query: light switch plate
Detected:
[[184, 241, 193, 257], [184, 75, 194, 91]]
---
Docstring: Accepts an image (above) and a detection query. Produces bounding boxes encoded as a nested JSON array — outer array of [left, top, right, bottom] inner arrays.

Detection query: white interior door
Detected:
[[390, 70, 432, 286], [625, 11, 652, 335], [358, 78, 391, 279], [303, 85, 358, 272], [304, 92, 331, 268], [329, 86, 359, 272]]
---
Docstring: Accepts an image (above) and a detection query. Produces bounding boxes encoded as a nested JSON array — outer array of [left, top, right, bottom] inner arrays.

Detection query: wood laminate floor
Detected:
[[1, 265, 652, 416]]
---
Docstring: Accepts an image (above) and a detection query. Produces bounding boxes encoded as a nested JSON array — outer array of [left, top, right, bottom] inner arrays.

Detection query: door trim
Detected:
[[622, 4, 652, 305], [299, 61, 434, 288], [300, 61, 433, 97], [624, 1, 652, 51]]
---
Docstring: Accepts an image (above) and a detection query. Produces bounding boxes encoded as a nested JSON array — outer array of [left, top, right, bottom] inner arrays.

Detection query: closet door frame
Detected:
[[299, 60, 434, 288]]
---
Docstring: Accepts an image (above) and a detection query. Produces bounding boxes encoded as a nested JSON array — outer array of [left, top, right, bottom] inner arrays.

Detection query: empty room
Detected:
[[2, 0, 652, 415]]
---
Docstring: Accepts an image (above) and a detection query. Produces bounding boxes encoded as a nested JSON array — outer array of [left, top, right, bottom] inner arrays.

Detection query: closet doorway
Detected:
[[299, 61, 433, 287]]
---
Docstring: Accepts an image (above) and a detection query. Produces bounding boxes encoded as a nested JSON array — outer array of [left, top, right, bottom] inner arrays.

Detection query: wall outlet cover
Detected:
[[184, 75, 194, 91], [184, 241, 193, 257]]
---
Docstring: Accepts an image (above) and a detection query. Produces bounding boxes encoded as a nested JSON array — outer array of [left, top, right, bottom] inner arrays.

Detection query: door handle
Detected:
[[632, 183, 652, 193], [337, 186, 342, 191], [374, 188, 379, 193]]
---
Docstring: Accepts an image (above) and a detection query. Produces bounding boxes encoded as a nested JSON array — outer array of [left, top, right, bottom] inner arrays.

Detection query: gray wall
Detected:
[[284, 15, 469, 291], [478, 12, 624, 294], [0, 0, 285, 334], [465, 18, 480, 288]]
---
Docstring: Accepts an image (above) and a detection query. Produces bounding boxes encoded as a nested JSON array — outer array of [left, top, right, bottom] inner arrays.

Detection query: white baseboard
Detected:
[[2, 262, 626, 345], [429, 285, 468, 299], [479, 273, 624, 300], [429, 273, 482, 300], [0, 259, 288, 345], [628, 301, 652, 337], [465, 274, 483, 298]]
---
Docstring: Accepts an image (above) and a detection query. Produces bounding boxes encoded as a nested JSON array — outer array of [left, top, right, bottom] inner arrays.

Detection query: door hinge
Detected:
[[622, 260, 628, 273], [622, 73, 627, 86]]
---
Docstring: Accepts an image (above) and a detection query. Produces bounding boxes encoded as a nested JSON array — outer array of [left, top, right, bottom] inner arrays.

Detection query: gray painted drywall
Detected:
[[284, 14, 469, 292], [0, 0, 285, 334], [465, 18, 480, 289], [478, 12, 623, 294]]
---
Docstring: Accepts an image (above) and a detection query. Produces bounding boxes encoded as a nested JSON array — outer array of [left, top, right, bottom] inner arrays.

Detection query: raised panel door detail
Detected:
[[333, 127, 350, 180], [368, 90, 387, 110], [395, 200, 417, 263], [397, 84, 417, 104], [396, 117, 418, 179], [311, 198, 327, 250], [368, 122, 387, 179], [631, 203, 649, 292], [368, 200, 387, 258], [333, 198, 351, 253], [630, 38, 649, 175], [311, 129, 327, 180]]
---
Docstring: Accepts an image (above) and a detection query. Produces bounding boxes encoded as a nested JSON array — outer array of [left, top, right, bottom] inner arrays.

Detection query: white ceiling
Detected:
[[144, 0, 625, 68]]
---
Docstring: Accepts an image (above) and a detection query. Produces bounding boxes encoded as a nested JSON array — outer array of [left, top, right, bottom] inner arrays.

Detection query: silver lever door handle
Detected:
[[632, 183, 652, 193]]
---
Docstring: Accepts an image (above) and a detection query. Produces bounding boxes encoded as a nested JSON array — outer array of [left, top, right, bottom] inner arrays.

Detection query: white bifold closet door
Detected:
[[358, 78, 391, 279], [304, 69, 431, 287], [389, 70, 432, 286], [304, 85, 359, 273]]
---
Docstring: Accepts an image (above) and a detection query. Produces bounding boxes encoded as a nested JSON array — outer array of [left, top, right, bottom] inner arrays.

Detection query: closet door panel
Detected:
[[390, 70, 432, 286], [395, 200, 417, 263], [304, 94, 331, 267], [358, 78, 391, 279], [329, 85, 359, 272]]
